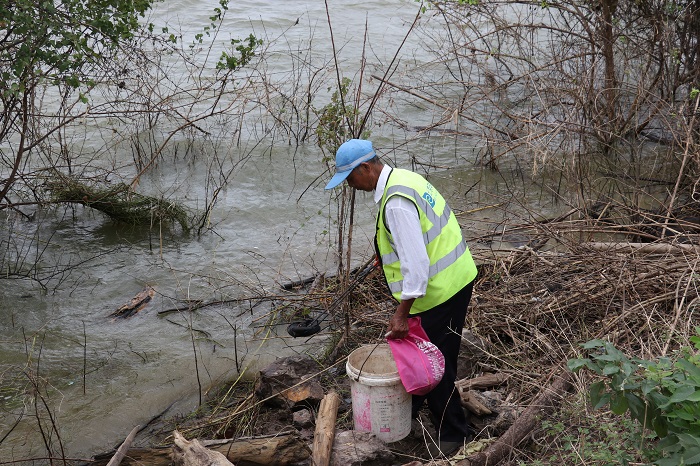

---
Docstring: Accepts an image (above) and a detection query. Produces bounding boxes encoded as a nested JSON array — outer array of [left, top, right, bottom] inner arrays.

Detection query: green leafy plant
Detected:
[[1, 0, 155, 95], [217, 34, 263, 71], [520, 412, 656, 466], [314, 77, 369, 158], [568, 329, 700, 465]]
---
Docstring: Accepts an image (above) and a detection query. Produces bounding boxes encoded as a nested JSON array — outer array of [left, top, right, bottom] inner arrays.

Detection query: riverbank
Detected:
[[86, 215, 700, 465]]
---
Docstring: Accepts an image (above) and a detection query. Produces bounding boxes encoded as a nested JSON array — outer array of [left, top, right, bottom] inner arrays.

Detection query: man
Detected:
[[325, 139, 478, 457]]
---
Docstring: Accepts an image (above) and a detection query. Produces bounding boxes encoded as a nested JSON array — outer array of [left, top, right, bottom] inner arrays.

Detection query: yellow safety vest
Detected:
[[375, 168, 477, 314]]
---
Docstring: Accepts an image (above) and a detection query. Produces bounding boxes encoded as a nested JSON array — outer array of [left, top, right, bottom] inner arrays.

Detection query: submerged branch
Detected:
[[45, 173, 196, 232]]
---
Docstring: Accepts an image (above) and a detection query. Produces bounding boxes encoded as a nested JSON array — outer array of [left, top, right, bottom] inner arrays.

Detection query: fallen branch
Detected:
[[90, 431, 310, 466], [110, 286, 155, 319], [106, 425, 140, 466], [312, 391, 341, 466], [456, 369, 573, 466], [46, 174, 193, 231], [583, 241, 700, 254], [459, 390, 492, 416], [172, 430, 233, 466], [456, 373, 509, 416], [455, 373, 509, 392]]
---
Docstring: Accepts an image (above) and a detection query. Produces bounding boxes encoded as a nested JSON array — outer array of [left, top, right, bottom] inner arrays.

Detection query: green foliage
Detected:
[[315, 77, 368, 159], [183, 0, 262, 71], [521, 412, 657, 466], [0, 0, 261, 96], [568, 330, 700, 465], [0, 0, 155, 95], [217, 34, 263, 71], [418, 0, 479, 8], [194, 0, 228, 44]]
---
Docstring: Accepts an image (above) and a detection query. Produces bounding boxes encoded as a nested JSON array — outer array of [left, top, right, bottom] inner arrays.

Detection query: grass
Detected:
[[521, 393, 660, 466]]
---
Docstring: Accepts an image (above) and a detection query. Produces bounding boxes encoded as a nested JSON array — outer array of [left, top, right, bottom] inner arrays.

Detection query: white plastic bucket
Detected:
[[345, 344, 411, 442]]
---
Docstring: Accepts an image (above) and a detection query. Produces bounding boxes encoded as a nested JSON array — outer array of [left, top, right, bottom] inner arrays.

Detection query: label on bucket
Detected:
[[373, 398, 392, 432]]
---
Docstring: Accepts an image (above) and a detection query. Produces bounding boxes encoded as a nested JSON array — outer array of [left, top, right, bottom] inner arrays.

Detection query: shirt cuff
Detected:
[[400, 290, 426, 300]]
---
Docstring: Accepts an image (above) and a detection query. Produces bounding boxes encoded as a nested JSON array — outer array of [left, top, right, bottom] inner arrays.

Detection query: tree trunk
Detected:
[[600, 0, 619, 144]]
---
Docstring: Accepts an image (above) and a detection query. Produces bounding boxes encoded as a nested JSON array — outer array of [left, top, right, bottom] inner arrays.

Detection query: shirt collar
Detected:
[[374, 165, 392, 204]]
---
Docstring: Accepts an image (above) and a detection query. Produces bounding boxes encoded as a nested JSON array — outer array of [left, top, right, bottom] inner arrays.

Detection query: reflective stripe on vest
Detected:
[[380, 184, 453, 266], [376, 168, 477, 313], [385, 240, 467, 294]]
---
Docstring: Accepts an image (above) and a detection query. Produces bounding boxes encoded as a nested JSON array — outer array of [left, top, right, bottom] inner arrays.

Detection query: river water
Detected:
[[0, 1, 555, 462]]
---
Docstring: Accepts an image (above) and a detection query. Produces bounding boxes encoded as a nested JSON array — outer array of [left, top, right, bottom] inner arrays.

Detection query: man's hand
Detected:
[[385, 299, 414, 339]]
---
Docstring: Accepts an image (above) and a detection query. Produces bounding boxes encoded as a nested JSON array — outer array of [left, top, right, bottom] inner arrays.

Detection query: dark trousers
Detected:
[[411, 281, 474, 442]]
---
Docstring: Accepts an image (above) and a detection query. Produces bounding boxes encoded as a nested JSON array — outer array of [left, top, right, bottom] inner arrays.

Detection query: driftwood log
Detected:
[[106, 425, 140, 466], [459, 390, 492, 416], [455, 373, 509, 416], [172, 430, 233, 466], [455, 370, 573, 466], [311, 391, 341, 466], [109, 286, 155, 318], [90, 432, 310, 466], [455, 373, 509, 392]]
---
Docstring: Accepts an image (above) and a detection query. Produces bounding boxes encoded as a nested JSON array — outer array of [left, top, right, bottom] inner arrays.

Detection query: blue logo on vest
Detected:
[[423, 192, 435, 208]]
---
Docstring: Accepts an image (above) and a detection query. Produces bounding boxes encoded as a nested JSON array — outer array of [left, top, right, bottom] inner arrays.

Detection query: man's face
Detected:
[[346, 163, 374, 192]]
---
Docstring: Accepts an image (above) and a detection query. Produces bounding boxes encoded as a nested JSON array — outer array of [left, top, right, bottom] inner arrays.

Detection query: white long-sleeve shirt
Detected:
[[374, 165, 430, 300]]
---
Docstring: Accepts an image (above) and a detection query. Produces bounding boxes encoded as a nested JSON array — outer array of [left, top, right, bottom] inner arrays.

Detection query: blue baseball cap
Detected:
[[325, 139, 376, 189]]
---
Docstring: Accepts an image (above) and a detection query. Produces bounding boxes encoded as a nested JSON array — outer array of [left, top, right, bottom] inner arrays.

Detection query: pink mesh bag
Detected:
[[387, 317, 445, 395]]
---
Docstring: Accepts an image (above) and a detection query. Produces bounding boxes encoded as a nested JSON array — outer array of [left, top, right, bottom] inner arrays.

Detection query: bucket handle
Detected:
[[355, 342, 383, 381]]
